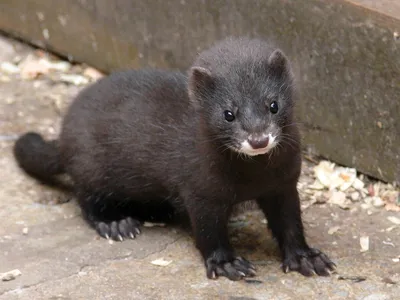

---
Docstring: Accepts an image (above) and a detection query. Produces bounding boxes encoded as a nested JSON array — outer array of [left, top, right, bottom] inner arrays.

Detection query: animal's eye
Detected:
[[224, 110, 235, 122], [269, 101, 279, 114]]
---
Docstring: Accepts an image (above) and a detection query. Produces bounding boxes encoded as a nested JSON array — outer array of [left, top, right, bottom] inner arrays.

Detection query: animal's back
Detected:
[[59, 69, 193, 197]]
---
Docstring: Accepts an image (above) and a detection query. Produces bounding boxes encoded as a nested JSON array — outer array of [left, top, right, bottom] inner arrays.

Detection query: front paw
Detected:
[[95, 217, 141, 241], [205, 252, 256, 281], [283, 248, 336, 277]]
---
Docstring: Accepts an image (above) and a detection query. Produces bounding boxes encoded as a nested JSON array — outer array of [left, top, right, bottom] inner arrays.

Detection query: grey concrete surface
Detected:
[[0, 0, 399, 184], [0, 36, 399, 300]]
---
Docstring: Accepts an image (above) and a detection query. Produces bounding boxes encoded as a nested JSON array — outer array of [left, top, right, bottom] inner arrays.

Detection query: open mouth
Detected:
[[240, 147, 270, 156], [238, 134, 277, 156]]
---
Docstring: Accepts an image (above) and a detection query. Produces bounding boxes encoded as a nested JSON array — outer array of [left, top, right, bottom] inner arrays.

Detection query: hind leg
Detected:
[[76, 189, 142, 241]]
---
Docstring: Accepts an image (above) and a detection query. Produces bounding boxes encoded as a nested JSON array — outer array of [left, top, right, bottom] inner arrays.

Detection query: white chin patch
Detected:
[[239, 134, 277, 156]]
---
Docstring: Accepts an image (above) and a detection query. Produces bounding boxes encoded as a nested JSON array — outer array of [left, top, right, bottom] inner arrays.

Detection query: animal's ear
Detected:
[[188, 67, 215, 102], [268, 49, 289, 77]]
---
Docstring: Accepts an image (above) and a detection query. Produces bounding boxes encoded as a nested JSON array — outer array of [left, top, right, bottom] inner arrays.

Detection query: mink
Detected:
[[14, 37, 335, 281]]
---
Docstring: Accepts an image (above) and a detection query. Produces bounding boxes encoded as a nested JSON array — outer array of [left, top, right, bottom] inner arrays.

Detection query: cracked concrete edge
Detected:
[[1, 234, 185, 297], [0, 215, 185, 295]]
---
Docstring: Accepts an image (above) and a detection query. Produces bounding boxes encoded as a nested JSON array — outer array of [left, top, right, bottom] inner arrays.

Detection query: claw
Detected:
[[211, 271, 216, 279], [206, 255, 256, 281], [248, 268, 257, 276], [311, 269, 317, 276], [283, 248, 335, 277], [238, 271, 246, 277], [284, 265, 290, 273], [236, 257, 244, 262]]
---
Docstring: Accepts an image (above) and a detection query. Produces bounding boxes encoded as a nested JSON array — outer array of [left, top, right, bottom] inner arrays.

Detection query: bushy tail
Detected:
[[13, 132, 69, 190]]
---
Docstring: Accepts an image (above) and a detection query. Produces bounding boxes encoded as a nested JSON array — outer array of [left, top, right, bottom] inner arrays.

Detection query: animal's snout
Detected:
[[247, 136, 269, 149]]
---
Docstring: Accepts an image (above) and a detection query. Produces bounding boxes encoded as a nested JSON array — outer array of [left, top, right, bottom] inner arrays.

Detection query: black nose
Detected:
[[248, 136, 269, 149]]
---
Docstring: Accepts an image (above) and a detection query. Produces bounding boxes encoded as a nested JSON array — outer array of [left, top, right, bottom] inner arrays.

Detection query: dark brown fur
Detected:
[[14, 37, 335, 280]]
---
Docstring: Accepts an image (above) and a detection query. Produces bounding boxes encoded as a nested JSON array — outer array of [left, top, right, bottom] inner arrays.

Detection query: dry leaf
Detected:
[[151, 258, 172, 266], [313, 160, 358, 191], [1, 62, 20, 74], [60, 74, 89, 85], [372, 197, 385, 208], [314, 161, 335, 187], [339, 173, 351, 181], [387, 216, 400, 225], [20, 60, 49, 79], [42, 59, 71, 72], [385, 226, 397, 232], [83, 67, 104, 81], [329, 191, 349, 209], [360, 236, 369, 252], [308, 180, 325, 190], [1, 269, 22, 281], [352, 178, 365, 190], [328, 226, 340, 235], [350, 192, 360, 201], [385, 203, 400, 212]]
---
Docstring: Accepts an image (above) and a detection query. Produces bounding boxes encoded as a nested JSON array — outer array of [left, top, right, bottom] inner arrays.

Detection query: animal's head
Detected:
[[188, 37, 296, 156]]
